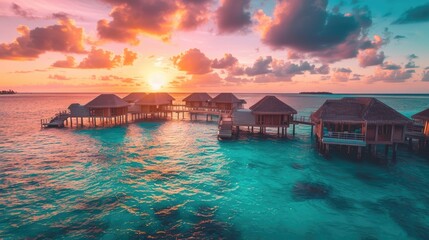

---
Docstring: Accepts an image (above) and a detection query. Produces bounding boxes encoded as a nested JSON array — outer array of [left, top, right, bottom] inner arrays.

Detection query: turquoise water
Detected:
[[1, 93, 429, 239]]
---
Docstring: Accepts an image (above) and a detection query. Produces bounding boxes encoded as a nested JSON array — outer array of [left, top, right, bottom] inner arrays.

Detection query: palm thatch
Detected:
[[412, 108, 429, 121], [211, 93, 241, 103], [123, 92, 146, 103], [68, 103, 90, 117], [136, 93, 175, 106], [250, 96, 297, 115], [183, 93, 212, 102], [85, 94, 129, 109], [311, 97, 411, 124]]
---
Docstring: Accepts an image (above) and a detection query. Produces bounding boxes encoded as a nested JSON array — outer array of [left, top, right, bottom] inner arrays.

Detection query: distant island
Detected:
[[0, 90, 17, 94], [299, 92, 333, 95]]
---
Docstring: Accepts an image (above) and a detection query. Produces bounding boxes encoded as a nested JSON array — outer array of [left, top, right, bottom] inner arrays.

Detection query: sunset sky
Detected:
[[0, 0, 429, 93]]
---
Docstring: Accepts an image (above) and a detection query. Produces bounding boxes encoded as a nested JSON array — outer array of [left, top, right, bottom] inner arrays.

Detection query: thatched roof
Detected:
[[412, 108, 429, 121], [183, 93, 212, 102], [211, 93, 241, 103], [311, 97, 411, 124], [123, 92, 146, 103], [68, 103, 90, 117], [136, 93, 175, 105], [85, 94, 129, 109], [250, 96, 297, 115]]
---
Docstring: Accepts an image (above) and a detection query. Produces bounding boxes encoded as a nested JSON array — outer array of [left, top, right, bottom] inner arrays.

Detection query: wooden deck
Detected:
[[41, 111, 70, 128], [322, 132, 366, 147]]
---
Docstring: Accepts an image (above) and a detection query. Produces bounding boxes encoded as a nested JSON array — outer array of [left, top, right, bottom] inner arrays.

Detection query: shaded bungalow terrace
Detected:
[[84, 94, 130, 126], [230, 96, 297, 137], [410, 108, 429, 149], [311, 97, 411, 159], [412, 108, 429, 138], [211, 93, 246, 111], [183, 93, 212, 108]]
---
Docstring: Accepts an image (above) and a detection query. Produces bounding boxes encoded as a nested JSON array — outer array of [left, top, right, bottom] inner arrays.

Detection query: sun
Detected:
[[147, 72, 166, 91]]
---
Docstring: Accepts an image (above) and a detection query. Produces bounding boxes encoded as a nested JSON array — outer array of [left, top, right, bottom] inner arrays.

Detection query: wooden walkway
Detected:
[[41, 105, 232, 128], [41, 111, 70, 128]]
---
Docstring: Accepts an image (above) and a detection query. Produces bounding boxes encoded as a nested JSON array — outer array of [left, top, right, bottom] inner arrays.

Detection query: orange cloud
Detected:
[[51, 56, 76, 68], [52, 48, 137, 69], [0, 17, 85, 60], [172, 48, 212, 75], [78, 47, 121, 69], [123, 48, 137, 66], [97, 0, 212, 43], [48, 74, 71, 80]]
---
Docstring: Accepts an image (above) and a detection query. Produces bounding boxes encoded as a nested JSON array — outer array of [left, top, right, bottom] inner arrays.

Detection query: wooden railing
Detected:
[[293, 115, 311, 123], [160, 105, 231, 114], [323, 132, 365, 141]]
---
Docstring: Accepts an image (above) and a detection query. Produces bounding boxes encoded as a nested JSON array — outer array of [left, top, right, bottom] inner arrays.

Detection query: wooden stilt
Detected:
[[357, 147, 362, 160]]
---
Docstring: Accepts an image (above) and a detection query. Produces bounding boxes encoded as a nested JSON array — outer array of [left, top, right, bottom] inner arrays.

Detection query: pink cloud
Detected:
[[254, 0, 372, 62], [211, 53, 238, 69], [0, 17, 86, 60], [78, 47, 121, 69], [216, 0, 252, 34], [367, 64, 415, 83]]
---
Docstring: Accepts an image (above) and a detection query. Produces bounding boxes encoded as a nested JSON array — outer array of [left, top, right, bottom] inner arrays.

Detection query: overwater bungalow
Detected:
[[123, 92, 146, 103], [211, 93, 246, 111], [135, 93, 175, 114], [85, 94, 130, 125], [183, 93, 212, 107], [311, 97, 411, 159], [412, 108, 429, 138], [231, 96, 297, 136]]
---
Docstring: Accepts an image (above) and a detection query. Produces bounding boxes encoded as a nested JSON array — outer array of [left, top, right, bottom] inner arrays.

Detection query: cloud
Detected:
[[172, 48, 212, 75], [316, 64, 330, 75], [123, 48, 137, 66], [78, 47, 121, 69], [52, 48, 137, 69], [331, 68, 353, 82], [178, 0, 213, 31], [357, 35, 385, 67], [216, 0, 252, 34], [211, 53, 238, 69], [51, 56, 76, 68], [97, 0, 212, 43], [393, 35, 406, 40], [358, 49, 385, 67], [393, 3, 429, 24], [255, 0, 372, 62], [0, 17, 86, 60], [48, 74, 71, 80], [382, 63, 401, 70], [404, 54, 419, 69], [99, 75, 135, 83], [423, 71, 429, 82], [367, 65, 415, 83], [244, 56, 272, 76], [272, 60, 317, 77], [11, 3, 36, 19], [405, 61, 418, 69]]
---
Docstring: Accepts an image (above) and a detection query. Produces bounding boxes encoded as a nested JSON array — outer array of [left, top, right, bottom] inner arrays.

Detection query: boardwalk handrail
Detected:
[[323, 131, 365, 141], [293, 115, 312, 123], [160, 105, 232, 115]]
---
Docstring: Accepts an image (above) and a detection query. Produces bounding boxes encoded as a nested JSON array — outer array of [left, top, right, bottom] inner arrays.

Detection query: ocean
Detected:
[[1, 93, 429, 239]]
